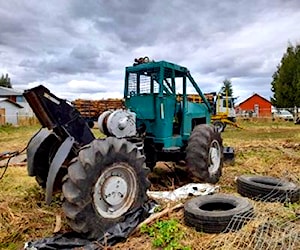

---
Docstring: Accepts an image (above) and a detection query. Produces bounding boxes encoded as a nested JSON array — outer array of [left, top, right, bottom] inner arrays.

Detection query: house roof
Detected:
[[0, 98, 24, 108], [237, 93, 271, 106], [0, 86, 23, 96]]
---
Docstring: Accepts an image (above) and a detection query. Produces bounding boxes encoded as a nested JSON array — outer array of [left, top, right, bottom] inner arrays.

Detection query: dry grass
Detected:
[[0, 121, 300, 249], [0, 167, 70, 250], [0, 125, 40, 152]]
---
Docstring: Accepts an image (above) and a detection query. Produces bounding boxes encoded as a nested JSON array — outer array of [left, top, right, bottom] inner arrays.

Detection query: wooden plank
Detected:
[[0, 108, 5, 125]]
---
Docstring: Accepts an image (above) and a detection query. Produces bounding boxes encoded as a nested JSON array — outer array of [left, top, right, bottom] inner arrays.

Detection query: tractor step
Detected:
[[162, 147, 181, 152]]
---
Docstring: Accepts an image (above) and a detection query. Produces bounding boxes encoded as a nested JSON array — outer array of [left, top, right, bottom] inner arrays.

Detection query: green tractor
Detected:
[[24, 60, 223, 240], [99, 60, 223, 182]]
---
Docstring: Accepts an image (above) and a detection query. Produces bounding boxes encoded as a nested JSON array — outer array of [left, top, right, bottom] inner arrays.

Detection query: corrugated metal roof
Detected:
[[0, 98, 24, 108], [0, 86, 23, 96]]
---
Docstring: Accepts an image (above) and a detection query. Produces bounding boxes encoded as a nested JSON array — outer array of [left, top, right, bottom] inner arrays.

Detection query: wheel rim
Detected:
[[93, 163, 137, 218], [208, 139, 221, 175], [214, 122, 223, 133]]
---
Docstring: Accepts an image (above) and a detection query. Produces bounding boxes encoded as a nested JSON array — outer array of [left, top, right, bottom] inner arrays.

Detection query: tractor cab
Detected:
[[124, 60, 211, 149], [215, 94, 236, 121]]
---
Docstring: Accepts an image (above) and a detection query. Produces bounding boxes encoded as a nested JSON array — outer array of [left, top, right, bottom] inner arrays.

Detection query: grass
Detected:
[[218, 120, 300, 194], [0, 124, 41, 152], [0, 167, 65, 250], [0, 120, 300, 249]]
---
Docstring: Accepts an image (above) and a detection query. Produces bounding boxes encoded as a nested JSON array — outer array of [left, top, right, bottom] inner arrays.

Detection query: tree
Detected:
[[271, 43, 300, 108], [0, 73, 12, 88], [220, 78, 233, 97]]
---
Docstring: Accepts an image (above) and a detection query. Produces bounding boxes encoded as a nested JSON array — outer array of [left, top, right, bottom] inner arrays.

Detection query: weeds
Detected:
[[284, 202, 300, 220], [141, 219, 191, 250]]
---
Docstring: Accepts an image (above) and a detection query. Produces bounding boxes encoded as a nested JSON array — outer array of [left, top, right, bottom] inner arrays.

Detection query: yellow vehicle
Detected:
[[188, 92, 241, 132]]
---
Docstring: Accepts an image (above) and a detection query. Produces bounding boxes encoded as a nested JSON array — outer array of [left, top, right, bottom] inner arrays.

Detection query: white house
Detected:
[[0, 98, 24, 125], [0, 86, 34, 125]]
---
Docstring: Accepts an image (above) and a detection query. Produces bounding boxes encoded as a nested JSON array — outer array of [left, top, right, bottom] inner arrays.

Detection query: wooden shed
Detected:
[[236, 93, 272, 118]]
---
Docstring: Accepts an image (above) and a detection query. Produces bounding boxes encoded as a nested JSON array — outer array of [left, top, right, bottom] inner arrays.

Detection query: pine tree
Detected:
[[220, 79, 233, 97]]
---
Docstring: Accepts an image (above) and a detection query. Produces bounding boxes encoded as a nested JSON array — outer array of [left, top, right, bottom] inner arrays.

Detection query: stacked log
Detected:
[[187, 94, 215, 103], [72, 99, 124, 120]]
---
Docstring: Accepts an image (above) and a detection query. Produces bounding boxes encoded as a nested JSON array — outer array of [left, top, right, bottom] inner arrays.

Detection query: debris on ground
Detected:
[[24, 200, 157, 250], [147, 183, 219, 202], [0, 151, 26, 167]]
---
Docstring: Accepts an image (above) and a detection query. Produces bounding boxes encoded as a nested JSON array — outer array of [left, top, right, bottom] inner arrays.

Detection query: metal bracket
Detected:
[[45, 136, 74, 205]]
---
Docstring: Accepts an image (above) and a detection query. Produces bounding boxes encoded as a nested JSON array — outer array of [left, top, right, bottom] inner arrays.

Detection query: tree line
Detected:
[[0, 73, 12, 88]]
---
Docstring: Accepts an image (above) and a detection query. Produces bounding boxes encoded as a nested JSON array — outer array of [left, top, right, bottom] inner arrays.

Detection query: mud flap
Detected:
[[26, 128, 51, 176], [46, 136, 74, 205]]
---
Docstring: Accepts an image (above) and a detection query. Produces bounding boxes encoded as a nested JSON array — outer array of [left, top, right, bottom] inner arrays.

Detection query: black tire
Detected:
[[213, 120, 225, 133], [237, 175, 300, 203], [186, 124, 223, 184], [62, 137, 150, 240], [143, 139, 157, 170], [184, 193, 254, 233]]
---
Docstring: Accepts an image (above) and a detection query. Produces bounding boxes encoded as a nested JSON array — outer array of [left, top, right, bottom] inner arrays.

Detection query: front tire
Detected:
[[186, 124, 223, 184], [62, 137, 150, 239]]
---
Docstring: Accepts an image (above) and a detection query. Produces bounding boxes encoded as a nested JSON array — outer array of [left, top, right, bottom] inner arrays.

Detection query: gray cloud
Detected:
[[0, 0, 300, 102]]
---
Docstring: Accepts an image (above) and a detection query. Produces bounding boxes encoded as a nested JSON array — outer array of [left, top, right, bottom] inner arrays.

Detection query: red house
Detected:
[[236, 93, 272, 118]]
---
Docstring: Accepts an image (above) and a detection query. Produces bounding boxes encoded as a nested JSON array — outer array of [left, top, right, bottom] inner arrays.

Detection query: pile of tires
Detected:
[[237, 175, 300, 203], [183, 175, 300, 234], [184, 193, 254, 233]]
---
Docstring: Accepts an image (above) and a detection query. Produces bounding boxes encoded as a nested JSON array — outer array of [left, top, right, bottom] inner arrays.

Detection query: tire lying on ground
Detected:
[[237, 175, 300, 203], [186, 124, 223, 184], [184, 193, 254, 233], [62, 137, 150, 240]]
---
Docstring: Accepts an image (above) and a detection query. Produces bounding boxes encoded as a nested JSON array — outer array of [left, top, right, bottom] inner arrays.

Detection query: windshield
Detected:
[[280, 110, 292, 115]]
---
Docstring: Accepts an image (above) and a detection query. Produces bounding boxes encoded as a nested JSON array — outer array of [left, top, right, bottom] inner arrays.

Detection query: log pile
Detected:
[[72, 99, 124, 120]]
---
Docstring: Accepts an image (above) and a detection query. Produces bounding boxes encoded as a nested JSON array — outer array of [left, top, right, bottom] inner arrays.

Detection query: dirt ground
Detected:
[[0, 120, 300, 249]]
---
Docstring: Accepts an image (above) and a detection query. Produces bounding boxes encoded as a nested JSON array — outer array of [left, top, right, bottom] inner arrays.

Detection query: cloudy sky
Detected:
[[0, 0, 300, 103]]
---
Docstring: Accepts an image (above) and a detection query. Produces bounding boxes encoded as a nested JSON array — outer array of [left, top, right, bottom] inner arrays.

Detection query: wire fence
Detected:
[[0, 114, 38, 126], [205, 174, 300, 250], [237, 107, 299, 120]]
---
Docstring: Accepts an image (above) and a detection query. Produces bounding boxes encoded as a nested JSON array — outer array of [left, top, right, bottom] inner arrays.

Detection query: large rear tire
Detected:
[[186, 124, 223, 184], [62, 137, 150, 240]]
